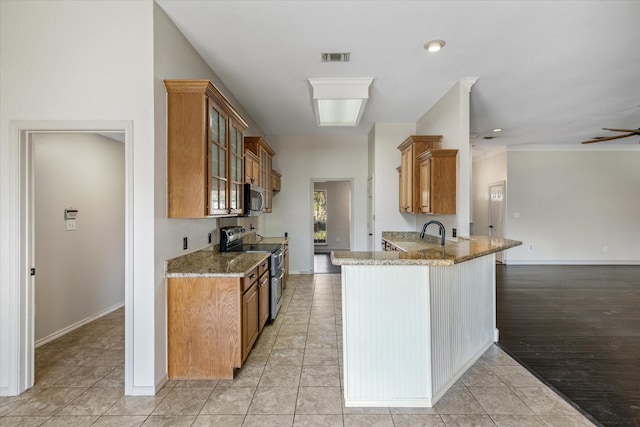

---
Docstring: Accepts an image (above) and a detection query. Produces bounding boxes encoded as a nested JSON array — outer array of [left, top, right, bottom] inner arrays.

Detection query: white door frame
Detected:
[[310, 178, 354, 272], [488, 180, 507, 263], [3, 120, 134, 396]]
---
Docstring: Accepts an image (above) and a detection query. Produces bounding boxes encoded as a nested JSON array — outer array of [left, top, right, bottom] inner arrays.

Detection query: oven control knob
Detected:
[[240, 228, 246, 233]]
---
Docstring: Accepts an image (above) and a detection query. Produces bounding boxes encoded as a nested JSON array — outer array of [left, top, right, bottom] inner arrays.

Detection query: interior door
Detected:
[[367, 175, 374, 251], [488, 181, 506, 263]]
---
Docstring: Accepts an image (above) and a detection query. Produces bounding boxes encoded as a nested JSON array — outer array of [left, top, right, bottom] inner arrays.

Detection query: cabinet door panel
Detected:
[[242, 284, 260, 361], [259, 274, 269, 329], [419, 159, 431, 213]]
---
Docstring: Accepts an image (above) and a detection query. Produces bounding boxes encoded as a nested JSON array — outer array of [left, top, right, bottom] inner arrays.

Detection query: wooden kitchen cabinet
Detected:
[[167, 258, 271, 379], [416, 149, 458, 214], [167, 276, 242, 379], [397, 135, 442, 214], [258, 273, 269, 329], [165, 80, 248, 218], [242, 280, 260, 361], [257, 257, 270, 330], [245, 136, 276, 213], [244, 150, 260, 185], [272, 170, 282, 193]]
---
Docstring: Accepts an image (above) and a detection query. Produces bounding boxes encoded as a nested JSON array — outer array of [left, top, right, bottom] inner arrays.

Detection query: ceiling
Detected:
[[156, 1, 640, 155]]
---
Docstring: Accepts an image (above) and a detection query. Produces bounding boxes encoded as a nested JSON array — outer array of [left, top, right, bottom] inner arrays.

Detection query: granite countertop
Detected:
[[165, 248, 270, 278], [245, 235, 288, 245], [165, 235, 288, 278], [331, 232, 522, 266]]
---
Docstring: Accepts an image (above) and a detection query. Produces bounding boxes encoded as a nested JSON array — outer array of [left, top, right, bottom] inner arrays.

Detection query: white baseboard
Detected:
[[127, 385, 158, 396], [506, 260, 640, 265], [155, 375, 168, 394], [35, 302, 124, 348]]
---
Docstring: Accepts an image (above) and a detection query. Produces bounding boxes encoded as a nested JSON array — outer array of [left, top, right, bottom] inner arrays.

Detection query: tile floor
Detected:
[[0, 274, 596, 426]]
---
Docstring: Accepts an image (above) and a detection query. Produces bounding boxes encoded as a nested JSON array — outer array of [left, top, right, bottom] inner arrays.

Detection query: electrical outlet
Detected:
[[452, 228, 457, 238], [208, 232, 212, 244], [183, 237, 188, 250], [66, 220, 76, 231]]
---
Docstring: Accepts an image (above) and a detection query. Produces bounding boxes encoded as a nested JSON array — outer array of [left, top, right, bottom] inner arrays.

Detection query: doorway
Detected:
[[311, 179, 352, 274], [6, 121, 133, 397], [488, 181, 506, 263]]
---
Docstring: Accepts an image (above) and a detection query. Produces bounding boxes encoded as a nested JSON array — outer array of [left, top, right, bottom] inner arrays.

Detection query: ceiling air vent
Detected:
[[321, 52, 351, 62]]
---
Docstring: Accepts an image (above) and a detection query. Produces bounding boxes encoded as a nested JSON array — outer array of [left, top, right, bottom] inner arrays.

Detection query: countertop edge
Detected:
[[332, 235, 522, 266], [164, 249, 271, 278]]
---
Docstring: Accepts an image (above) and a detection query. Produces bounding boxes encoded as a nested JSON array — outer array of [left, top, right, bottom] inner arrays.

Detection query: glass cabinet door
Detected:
[[209, 100, 229, 215], [229, 119, 244, 214]]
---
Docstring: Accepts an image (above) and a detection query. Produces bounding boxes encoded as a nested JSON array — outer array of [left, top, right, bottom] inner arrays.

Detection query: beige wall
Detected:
[[368, 123, 417, 250], [34, 133, 125, 343], [0, 0, 155, 395], [266, 135, 368, 273], [506, 147, 640, 263], [416, 79, 475, 238], [472, 151, 507, 236]]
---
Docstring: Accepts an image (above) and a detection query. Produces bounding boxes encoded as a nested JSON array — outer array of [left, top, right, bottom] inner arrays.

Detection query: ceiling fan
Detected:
[[581, 127, 640, 144]]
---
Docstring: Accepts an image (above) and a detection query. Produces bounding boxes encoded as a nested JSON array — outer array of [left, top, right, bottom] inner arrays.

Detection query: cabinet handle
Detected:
[[250, 273, 256, 279]]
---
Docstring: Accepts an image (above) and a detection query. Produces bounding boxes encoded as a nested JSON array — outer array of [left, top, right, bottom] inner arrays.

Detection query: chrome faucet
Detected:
[[420, 220, 446, 246]]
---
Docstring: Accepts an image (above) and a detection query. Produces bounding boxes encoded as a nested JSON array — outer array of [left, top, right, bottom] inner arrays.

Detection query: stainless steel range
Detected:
[[220, 226, 284, 321]]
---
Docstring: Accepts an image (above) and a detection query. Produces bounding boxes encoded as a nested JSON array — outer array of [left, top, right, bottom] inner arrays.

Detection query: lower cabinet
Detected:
[[258, 273, 270, 330], [242, 282, 260, 362], [167, 258, 270, 380]]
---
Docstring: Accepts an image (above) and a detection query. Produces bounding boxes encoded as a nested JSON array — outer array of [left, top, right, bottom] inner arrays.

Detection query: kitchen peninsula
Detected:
[[331, 232, 521, 407]]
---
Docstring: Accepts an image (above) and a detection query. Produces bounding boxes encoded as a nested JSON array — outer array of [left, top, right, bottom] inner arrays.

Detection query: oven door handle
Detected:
[[274, 270, 285, 281]]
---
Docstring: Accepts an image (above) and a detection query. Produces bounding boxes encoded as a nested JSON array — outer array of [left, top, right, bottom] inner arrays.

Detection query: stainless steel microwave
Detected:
[[243, 183, 264, 216]]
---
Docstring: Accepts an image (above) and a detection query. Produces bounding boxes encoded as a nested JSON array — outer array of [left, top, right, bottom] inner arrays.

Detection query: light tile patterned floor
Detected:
[[0, 274, 596, 426]]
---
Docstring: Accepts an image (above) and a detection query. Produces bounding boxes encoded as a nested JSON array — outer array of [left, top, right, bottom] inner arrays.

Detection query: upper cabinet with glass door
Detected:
[[165, 80, 249, 218]]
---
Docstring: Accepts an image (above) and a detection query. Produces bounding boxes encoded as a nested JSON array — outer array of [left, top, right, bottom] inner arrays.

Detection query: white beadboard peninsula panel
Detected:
[[340, 254, 497, 407], [342, 265, 432, 406], [429, 254, 495, 400]]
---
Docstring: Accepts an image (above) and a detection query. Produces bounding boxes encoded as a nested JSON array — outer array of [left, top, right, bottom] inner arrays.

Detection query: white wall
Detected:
[[152, 3, 266, 388], [314, 181, 351, 252], [369, 123, 417, 249], [0, 0, 155, 395], [266, 135, 368, 273], [34, 133, 125, 343], [415, 79, 475, 239], [506, 147, 640, 264], [472, 150, 507, 236]]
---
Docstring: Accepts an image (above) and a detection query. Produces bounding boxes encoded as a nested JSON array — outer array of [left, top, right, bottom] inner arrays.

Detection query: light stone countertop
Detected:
[[331, 233, 522, 266], [165, 248, 270, 278], [245, 235, 288, 245]]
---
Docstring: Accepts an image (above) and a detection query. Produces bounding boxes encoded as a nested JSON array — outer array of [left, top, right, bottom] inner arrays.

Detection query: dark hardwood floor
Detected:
[[496, 264, 640, 427]]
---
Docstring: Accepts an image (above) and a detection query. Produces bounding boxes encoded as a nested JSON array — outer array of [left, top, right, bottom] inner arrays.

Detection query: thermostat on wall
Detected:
[[64, 209, 78, 220]]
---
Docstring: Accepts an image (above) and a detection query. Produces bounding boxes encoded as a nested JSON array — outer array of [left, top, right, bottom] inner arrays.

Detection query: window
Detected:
[[314, 190, 327, 244]]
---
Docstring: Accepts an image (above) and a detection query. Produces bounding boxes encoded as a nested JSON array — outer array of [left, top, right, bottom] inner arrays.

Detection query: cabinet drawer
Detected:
[[258, 258, 269, 277], [243, 267, 259, 293]]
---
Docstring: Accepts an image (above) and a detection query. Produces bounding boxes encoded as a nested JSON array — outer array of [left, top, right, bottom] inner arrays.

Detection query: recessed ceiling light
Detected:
[[424, 40, 446, 53], [492, 128, 503, 132]]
